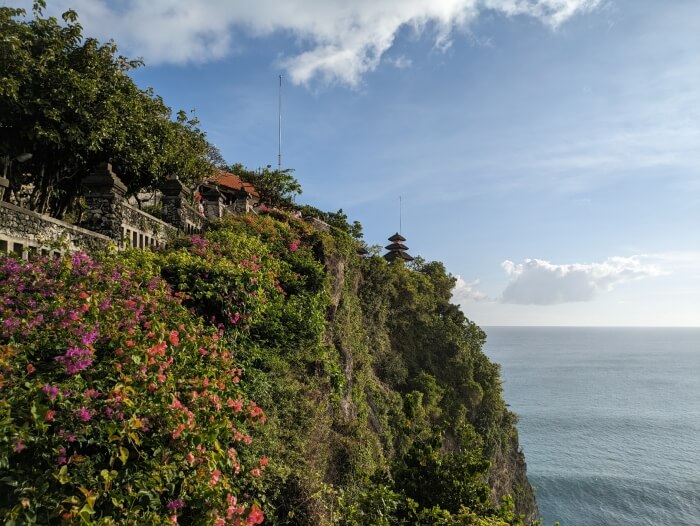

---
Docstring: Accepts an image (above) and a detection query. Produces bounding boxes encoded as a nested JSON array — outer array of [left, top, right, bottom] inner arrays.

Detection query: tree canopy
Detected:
[[0, 2, 215, 218], [228, 164, 302, 209]]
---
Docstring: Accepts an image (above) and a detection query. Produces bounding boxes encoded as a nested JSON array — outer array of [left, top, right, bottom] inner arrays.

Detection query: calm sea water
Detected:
[[483, 327, 700, 526]]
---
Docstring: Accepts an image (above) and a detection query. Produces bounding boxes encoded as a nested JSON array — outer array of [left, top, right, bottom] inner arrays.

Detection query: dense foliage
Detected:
[[0, 2, 215, 217], [228, 164, 302, 209], [0, 213, 535, 525], [0, 252, 267, 524]]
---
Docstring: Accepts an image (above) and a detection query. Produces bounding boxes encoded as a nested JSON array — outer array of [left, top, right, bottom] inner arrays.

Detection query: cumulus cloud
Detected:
[[24, 0, 601, 86], [500, 256, 662, 305], [452, 275, 490, 302]]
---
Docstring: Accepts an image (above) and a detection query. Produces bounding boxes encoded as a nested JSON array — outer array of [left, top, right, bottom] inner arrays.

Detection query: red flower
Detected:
[[247, 504, 264, 525]]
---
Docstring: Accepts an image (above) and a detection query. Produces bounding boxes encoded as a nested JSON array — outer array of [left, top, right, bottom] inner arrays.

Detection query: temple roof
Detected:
[[388, 232, 406, 242], [208, 170, 259, 198], [385, 242, 409, 251], [384, 250, 414, 262]]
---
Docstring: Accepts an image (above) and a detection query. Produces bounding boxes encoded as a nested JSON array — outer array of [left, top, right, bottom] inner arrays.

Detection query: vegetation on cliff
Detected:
[[1, 5, 536, 523], [0, 2, 216, 217], [1, 211, 536, 525]]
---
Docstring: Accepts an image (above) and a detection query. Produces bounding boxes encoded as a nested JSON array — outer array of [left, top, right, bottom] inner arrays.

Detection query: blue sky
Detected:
[[20, 0, 700, 326]]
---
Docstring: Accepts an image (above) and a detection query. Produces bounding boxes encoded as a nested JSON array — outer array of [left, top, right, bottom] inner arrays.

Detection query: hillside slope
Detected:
[[1, 212, 537, 525]]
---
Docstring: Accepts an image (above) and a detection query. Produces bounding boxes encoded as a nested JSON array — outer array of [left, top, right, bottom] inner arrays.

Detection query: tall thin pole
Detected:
[[399, 195, 402, 234], [278, 75, 282, 172]]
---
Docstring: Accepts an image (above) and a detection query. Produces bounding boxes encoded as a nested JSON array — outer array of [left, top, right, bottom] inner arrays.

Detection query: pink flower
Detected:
[[172, 423, 185, 439], [14, 438, 27, 453], [169, 330, 180, 346], [26, 364, 36, 374], [167, 499, 185, 511], [55, 347, 94, 375], [210, 469, 221, 486], [250, 468, 261, 478], [43, 384, 60, 400], [76, 407, 92, 422], [45, 410, 56, 421], [227, 398, 243, 413], [247, 504, 265, 525]]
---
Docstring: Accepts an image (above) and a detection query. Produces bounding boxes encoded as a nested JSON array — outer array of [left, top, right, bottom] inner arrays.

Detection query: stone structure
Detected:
[[0, 163, 213, 259], [161, 176, 206, 234], [200, 185, 225, 221], [0, 200, 110, 258], [81, 162, 128, 241], [120, 201, 176, 249], [199, 171, 259, 215], [383, 232, 414, 263], [81, 163, 183, 248]]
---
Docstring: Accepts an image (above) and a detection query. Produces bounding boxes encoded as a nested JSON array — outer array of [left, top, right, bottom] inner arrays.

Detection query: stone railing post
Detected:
[[0, 175, 8, 201], [201, 186, 224, 220], [81, 162, 127, 242], [161, 176, 190, 231]]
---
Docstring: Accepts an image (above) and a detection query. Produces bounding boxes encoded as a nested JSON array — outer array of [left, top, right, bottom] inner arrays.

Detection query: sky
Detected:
[[13, 0, 700, 326]]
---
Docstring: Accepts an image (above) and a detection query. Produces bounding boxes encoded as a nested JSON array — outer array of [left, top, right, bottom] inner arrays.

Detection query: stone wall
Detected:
[[161, 176, 207, 234], [0, 200, 111, 258], [120, 202, 176, 249], [0, 163, 211, 259]]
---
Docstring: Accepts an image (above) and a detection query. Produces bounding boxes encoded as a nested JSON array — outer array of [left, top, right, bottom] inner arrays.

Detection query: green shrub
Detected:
[[0, 253, 267, 525]]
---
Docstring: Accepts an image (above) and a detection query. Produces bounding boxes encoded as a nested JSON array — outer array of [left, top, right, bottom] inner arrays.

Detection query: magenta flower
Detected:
[[14, 438, 27, 453], [43, 384, 60, 400], [76, 407, 92, 422], [55, 347, 94, 375], [167, 499, 185, 511]]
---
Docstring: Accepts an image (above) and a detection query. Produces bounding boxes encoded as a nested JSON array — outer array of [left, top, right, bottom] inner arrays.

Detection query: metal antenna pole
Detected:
[[399, 195, 402, 234], [278, 75, 282, 172]]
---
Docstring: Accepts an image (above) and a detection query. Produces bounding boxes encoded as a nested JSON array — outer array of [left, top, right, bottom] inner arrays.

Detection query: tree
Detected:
[[229, 163, 302, 208], [0, 2, 215, 217], [297, 205, 364, 239]]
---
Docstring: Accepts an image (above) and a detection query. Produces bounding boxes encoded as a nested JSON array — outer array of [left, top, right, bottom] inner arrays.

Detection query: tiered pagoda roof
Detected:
[[383, 232, 414, 263]]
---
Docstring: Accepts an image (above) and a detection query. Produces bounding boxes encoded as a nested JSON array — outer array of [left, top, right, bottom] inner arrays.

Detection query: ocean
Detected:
[[483, 327, 700, 526]]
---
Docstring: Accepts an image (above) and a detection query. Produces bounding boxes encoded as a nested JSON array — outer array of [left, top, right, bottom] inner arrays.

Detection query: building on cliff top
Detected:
[[198, 170, 260, 215], [383, 232, 414, 263]]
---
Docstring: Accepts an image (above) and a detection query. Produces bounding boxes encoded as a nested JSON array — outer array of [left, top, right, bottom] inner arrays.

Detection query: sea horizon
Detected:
[[484, 326, 700, 526]]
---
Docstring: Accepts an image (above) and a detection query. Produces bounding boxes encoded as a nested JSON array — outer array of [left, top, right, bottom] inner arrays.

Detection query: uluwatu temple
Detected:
[[383, 232, 414, 263]]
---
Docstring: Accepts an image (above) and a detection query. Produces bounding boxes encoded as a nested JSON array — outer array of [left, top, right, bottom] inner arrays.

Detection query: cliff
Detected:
[[0, 211, 537, 525]]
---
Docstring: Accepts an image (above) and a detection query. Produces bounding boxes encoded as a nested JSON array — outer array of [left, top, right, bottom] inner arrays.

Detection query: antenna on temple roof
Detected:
[[399, 195, 402, 234], [277, 74, 282, 172]]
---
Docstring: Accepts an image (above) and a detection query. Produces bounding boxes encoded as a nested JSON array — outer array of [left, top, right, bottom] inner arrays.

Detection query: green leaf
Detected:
[[55, 465, 70, 485], [118, 446, 129, 465]]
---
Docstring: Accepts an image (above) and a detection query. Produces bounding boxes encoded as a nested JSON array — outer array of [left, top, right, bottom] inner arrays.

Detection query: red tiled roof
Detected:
[[209, 170, 259, 198]]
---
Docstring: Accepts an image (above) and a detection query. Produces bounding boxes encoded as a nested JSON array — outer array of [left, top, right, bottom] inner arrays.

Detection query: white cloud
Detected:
[[500, 256, 662, 305], [452, 275, 490, 302], [24, 0, 600, 86]]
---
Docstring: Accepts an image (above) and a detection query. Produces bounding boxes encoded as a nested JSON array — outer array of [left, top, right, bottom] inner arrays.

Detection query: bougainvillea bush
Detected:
[[0, 252, 267, 525]]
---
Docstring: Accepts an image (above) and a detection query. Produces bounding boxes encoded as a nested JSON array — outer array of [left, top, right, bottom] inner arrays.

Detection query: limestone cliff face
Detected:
[[319, 239, 540, 523], [489, 429, 539, 523]]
